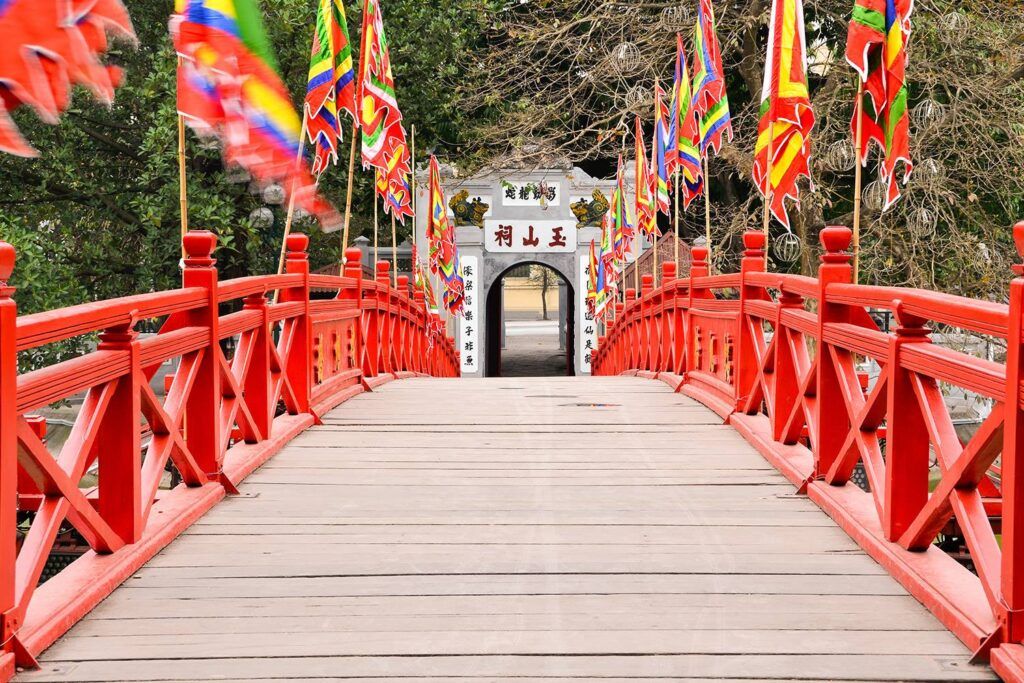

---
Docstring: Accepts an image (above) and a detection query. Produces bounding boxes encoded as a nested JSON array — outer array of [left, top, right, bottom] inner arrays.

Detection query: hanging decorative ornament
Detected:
[[538, 181, 550, 210], [294, 208, 314, 225], [862, 180, 887, 212], [914, 158, 945, 185], [774, 232, 803, 265], [226, 166, 251, 184], [197, 135, 220, 152], [941, 11, 969, 39], [262, 183, 286, 206], [249, 207, 275, 229], [825, 140, 857, 172], [660, 6, 690, 31], [624, 84, 648, 112], [610, 42, 642, 76], [908, 207, 937, 237], [911, 99, 946, 130]]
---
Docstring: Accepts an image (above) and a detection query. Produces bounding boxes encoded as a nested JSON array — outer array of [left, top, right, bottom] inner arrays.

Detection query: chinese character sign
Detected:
[[484, 219, 578, 254], [501, 181, 561, 207], [578, 254, 599, 373], [460, 256, 480, 374]]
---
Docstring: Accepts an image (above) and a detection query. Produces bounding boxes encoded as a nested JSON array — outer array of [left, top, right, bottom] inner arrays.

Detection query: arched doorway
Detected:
[[485, 262, 575, 377]]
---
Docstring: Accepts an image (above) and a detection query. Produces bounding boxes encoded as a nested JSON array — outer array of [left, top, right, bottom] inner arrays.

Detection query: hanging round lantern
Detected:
[[624, 84, 648, 111], [197, 135, 220, 152], [294, 207, 314, 226], [262, 183, 286, 206], [914, 158, 944, 184], [610, 42, 642, 76], [660, 6, 690, 31], [911, 99, 946, 129], [862, 179, 887, 212], [941, 11, 969, 38], [226, 166, 251, 184], [249, 207, 274, 229], [774, 232, 803, 265], [908, 207, 937, 237], [825, 140, 857, 172]]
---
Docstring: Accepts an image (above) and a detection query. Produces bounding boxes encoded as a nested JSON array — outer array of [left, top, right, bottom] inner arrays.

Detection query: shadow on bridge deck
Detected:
[[20, 377, 995, 682]]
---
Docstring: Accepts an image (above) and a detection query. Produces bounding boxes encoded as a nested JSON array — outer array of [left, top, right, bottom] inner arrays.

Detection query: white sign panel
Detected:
[[578, 254, 599, 374], [459, 256, 480, 374], [484, 219, 578, 254], [500, 181, 561, 207]]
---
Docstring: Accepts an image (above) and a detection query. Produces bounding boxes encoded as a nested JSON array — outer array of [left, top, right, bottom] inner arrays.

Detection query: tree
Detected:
[[0, 0, 489, 312], [459, 0, 1024, 300]]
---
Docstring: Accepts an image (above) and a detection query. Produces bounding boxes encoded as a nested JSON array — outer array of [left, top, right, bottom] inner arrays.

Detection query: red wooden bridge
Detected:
[[2, 226, 1024, 681]]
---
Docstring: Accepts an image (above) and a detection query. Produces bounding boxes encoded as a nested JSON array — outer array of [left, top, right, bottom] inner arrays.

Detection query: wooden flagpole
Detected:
[[176, 58, 189, 263], [373, 182, 379, 266], [411, 125, 417, 254], [673, 169, 680, 272], [852, 81, 865, 284], [762, 121, 775, 270], [341, 122, 358, 261], [276, 118, 310, 277], [391, 214, 398, 287], [704, 154, 712, 261]]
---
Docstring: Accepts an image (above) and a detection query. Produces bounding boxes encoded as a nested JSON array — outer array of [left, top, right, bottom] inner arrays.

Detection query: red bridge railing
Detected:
[[592, 225, 1024, 680], [0, 231, 457, 679]]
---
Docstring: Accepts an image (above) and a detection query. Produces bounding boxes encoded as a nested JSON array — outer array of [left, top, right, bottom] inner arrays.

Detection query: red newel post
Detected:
[[813, 227, 853, 479], [281, 234, 312, 414], [883, 303, 931, 541], [686, 246, 710, 379], [1002, 221, 1024, 643], [182, 231, 223, 477], [376, 262, 392, 375], [736, 231, 767, 410], [662, 262, 677, 373], [641, 274, 653, 371], [0, 243, 16, 669], [242, 290, 272, 440], [96, 322, 143, 543], [397, 275, 410, 371], [342, 248, 364, 376], [413, 289, 426, 374]]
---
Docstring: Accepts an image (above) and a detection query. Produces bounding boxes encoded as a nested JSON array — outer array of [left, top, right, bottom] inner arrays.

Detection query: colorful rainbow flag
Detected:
[[305, 0, 356, 176], [358, 0, 405, 172], [428, 155, 465, 315], [670, 34, 704, 209], [846, 0, 912, 210], [611, 155, 635, 264], [653, 84, 672, 217], [691, 0, 733, 155], [0, 0, 135, 157], [635, 116, 657, 240], [752, 0, 816, 230], [172, 0, 338, 228]]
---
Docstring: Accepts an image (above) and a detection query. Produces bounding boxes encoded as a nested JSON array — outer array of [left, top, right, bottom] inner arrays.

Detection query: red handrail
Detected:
[[0, 232, 457, 679], [592, 223, 1024, 677]]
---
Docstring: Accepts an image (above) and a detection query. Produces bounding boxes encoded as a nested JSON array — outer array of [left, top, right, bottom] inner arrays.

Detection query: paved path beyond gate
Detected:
[[21, 378, 995, 681]]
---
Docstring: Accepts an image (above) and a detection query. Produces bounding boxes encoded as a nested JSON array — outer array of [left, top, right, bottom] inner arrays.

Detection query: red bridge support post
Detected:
[[182, 231, 223, 479], [735, 232, 767, 412], [813, 228, 853, 479], [342, 248, 364, 377], [0, 244, 16, 680], [1002, 222, 1024, 645], [282, 234, 313, 415]]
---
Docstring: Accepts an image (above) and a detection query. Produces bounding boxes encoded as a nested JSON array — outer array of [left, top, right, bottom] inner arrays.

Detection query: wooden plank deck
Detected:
[[20, 377, 996, 681]]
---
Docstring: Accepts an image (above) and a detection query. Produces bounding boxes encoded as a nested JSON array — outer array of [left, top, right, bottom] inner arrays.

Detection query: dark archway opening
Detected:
[[485, 263, 575, 378]]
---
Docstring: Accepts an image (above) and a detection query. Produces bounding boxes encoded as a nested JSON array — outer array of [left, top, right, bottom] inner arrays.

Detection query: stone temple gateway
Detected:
[[414, 167, 622, 378]]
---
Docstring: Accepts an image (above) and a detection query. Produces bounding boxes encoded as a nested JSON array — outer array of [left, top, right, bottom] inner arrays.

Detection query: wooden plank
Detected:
[[24, 377, 994, 682]]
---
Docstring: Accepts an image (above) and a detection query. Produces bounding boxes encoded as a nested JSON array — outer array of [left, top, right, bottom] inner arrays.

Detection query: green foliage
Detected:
[[0, 0, 487, 313]]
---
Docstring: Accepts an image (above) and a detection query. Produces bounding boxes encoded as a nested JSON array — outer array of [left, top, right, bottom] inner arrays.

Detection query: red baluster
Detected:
[[686, 246, 709, 379], [1003, 221, 1024, 644], [96, 322, 142, 543], [182, 231, 223, 477], [342, 248, 364, 377], [734, 232, 767, 410], [376, 262, 392, 375], [280, 234, 312, 414], [397, 275, 410, 372], [813, 227, 854, 479], [641, 275, 653, 371], [0, 243, 16, 672]]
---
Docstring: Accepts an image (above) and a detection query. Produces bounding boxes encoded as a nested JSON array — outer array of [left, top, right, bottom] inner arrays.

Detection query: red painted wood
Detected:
[[0, 231, 457, 680], [592, 224, 1024, 667]]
